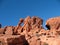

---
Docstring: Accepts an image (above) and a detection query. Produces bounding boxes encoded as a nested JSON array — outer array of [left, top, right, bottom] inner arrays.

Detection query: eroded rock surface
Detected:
[[46, 17, 60, 30], [0, 35, 28, 45], [0, 16, 60, 45]]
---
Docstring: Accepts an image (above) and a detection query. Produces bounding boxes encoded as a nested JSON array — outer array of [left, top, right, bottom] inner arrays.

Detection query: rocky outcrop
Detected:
[[46, 17, 60, 30], [0, 16, 60, 45], [0, 35, 28, 45]]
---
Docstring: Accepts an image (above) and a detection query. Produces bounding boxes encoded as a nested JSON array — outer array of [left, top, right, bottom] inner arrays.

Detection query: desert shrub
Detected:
[[43, 42, 48, 45]]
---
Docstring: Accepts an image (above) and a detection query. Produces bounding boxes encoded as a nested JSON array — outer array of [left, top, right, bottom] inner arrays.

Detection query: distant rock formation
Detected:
[[0, 16, 60, 45]]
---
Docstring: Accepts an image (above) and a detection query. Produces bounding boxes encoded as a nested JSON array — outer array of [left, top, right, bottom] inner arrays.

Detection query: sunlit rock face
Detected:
[[0, 16, 60, 45], [46, 17, 60, 30]]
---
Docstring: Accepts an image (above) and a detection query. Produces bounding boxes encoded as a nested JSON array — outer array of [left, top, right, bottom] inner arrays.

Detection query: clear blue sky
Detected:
[[0, 0, 60, 28]]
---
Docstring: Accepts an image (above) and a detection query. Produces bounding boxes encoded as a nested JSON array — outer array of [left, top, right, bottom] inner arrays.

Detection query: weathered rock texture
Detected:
[[0, 35, 28, 45], [46, 17, 60, 30], [0, 16, 60, 45]]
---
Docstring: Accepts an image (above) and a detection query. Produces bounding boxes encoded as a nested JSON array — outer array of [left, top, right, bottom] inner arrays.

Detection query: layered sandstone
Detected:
[[0, 16, 60, 45]]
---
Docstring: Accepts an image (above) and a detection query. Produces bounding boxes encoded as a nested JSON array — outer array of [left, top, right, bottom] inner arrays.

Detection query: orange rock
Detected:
[[18, 18, 24, 26], [0, 35, 28, 45], [31, 16, 43, 29], [0, 16, 60, 45], [0, 28, 4, 34], [46, 17, 60, 30], [4, 26, 14, 35]]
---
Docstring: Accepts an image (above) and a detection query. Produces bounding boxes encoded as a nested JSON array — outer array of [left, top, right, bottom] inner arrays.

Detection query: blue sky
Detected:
[[0, 0, 60, 28]]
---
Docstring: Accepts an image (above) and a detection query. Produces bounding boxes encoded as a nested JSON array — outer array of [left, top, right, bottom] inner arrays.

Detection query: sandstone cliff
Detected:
[[0, 16, 60, 45]]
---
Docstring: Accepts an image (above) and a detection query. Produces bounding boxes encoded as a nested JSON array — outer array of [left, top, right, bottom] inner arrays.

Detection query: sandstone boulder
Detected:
[[4, 26, 14, 35], [46, 17, 60, 30], [0, 28, 4, 34]]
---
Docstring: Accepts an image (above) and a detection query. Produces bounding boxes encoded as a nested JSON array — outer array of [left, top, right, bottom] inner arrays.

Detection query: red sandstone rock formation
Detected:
[[0, 16, 60, 45], [46, 17, 60, 30], [0, 35, 28, 45]]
